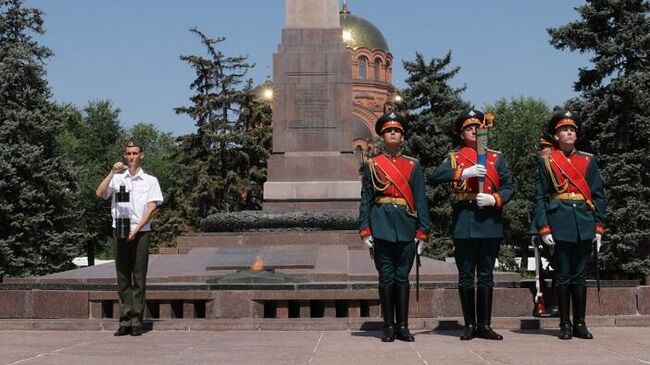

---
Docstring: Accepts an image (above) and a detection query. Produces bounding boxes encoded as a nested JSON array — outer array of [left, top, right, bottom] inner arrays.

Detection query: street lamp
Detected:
[[263, 87, 273, 101]]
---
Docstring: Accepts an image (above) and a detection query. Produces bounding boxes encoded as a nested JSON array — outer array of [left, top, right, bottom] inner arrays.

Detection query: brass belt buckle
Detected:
[[570, 192, 576, 200]]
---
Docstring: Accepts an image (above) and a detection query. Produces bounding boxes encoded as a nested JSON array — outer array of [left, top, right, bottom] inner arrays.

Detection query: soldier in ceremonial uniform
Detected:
[[533, 111, 607, 340], [431, 109, 515, 341], [359, 112, 431, 342]]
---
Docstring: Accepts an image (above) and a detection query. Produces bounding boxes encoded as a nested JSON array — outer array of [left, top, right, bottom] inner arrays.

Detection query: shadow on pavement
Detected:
[[350, 330, 383, 338], [417, 329, 463, 338], [512, 328, 560, 337]]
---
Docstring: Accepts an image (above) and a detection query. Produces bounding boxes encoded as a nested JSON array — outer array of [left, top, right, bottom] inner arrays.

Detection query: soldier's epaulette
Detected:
[[576, 150, 593, 157], [486, 148, 502, 154], [402, 155, 418, 162]]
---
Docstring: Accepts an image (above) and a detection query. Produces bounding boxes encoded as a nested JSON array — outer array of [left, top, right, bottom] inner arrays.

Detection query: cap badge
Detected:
[[389, 112, 396, 118], [468, 110, 476, 116], [565, 111, 572, 117]]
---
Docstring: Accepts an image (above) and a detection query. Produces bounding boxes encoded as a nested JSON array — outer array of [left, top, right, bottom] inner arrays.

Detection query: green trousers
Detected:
[[454, 238, 501, 289], [552, 239, 591, 286], [373, 238, 416, 287], [113, 231, 151, 326]]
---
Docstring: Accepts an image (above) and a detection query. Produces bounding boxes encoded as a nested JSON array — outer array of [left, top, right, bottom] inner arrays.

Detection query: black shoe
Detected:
[[559, 322, 572, 340], [381, 325, 395, 342], [460, 324, 477, 341], [130, 326, 145, 336], [114, 326, 131, 336], [573, 321, 593, 339], [477, 324, 503, 340], [395, 325, 415, 342]]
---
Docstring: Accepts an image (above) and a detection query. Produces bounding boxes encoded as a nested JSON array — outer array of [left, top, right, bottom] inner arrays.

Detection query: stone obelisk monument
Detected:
[[263, 0, 359, 212]]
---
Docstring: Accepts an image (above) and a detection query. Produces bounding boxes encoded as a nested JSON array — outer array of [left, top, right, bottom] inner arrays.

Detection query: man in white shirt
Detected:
[[96, 140, 163, 336]]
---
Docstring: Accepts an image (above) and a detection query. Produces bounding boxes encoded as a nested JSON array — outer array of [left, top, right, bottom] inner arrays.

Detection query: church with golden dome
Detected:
[[339, 2, 396, 160]]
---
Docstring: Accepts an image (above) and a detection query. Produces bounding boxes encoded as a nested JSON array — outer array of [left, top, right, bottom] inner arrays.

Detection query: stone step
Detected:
[[0, 285, 646, 320], [0, 315, 649, 332], [171, 231, 360, 253]]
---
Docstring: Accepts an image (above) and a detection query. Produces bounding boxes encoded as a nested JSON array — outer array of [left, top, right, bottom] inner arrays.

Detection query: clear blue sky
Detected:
[[28, 0, 589, 136]]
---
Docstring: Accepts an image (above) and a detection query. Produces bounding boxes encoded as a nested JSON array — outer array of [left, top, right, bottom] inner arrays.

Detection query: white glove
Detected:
[[541, 234, 555, 247], [461, 164, 487, 179], [476, 193, 496, 207], [415, 238, 426, 255], [362, 235, 374, 249], [593, 233, 602, 252]]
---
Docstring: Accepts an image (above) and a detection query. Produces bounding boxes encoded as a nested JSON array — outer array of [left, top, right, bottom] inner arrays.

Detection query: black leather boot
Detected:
[[571, 285, 593, 339], [557, 285, 572, 340], [113, 325, 131, 336], [458, 287, 477, 340], [395, 282, 415, 342], [379, 284, 395, 342], [476, 287, 503, 340]]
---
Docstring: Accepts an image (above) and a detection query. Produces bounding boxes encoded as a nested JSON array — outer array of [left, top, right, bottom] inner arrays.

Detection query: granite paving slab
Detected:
[[0, 328, 649, 365]]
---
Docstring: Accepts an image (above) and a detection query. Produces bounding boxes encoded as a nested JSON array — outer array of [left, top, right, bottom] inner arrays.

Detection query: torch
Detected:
[[476, 113, 495, 194]]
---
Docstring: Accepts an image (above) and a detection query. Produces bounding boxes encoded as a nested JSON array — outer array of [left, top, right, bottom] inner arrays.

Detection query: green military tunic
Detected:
[[358, 154, 431, 285], [431, 148, 515, 239], [533, 150, 606, 242], [533, 149, 607, 285], [359, 155, 431, 243]]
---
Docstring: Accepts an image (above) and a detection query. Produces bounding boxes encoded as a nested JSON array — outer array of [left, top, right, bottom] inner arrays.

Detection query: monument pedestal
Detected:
[[264, 151, 360, 211], [264, 3, 358, 211]]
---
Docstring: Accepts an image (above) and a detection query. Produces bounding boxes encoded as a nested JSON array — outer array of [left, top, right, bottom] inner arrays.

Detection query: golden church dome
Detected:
[[339, 4, 389, 52]]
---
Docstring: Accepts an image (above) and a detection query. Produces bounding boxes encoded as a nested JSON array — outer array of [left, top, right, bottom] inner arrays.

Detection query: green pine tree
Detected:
[[400, 51, 470, 259], [154, 29, 271, 246], [548, 0, 650, 278], [235, 80, 273, 208], [0, 0, 86, 276]]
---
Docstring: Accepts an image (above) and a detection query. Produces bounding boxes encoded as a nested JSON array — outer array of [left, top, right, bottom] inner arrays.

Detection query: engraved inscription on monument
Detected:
[[292, 84, 333, 128]]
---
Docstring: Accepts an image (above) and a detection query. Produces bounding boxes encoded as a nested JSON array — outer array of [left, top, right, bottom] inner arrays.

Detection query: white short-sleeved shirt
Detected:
[[102, 168, 163, 232]]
